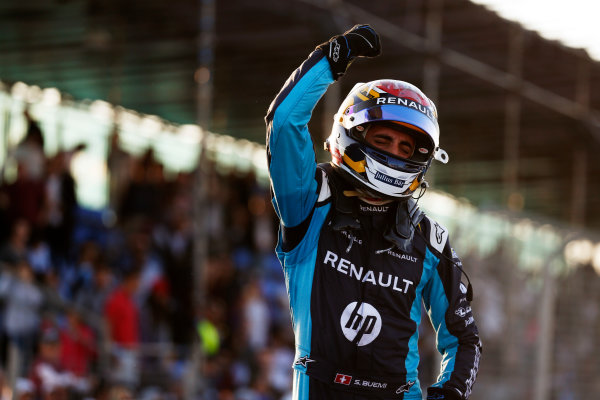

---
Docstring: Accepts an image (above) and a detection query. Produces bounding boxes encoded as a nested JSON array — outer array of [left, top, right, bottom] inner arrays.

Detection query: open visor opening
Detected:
[[363, 146, 427, 173]]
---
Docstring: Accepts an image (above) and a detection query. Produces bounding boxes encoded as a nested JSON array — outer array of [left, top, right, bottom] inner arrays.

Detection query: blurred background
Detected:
[[1, 0, 600, 399]]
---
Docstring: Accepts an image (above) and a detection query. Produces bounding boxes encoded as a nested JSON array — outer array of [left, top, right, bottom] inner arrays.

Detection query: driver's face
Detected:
[[364, 124, 416, 159]]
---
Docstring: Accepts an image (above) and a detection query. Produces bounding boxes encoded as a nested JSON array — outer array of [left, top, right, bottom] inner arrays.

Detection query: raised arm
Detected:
[[265, 25, 381, 228]]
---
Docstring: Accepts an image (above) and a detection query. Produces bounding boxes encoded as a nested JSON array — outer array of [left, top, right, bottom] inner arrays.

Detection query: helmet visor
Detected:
[[344, 103, 439, 148]]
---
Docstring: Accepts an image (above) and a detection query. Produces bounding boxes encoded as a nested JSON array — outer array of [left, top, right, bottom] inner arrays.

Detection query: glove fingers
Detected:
[[345, 31, 380, 57], [345, 24, 381, 57], [315, 24, 381, 80], [343, 23, 372, 35]]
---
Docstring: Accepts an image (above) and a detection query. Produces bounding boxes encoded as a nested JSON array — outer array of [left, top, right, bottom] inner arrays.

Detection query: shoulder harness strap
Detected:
[[383, 198, 425, 253]]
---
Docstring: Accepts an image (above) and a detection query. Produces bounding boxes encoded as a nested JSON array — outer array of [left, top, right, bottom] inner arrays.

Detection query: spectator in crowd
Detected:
[[240, 278, 270, 354], [0, 260, 44, 375], [139, 277, 172, 344], [202, 167, 227, 245], [104, 267, 141, 390], [66, 240, 101, 301], [74, 258, 116, 320], [29, 327, 67, 399], [152, 208, 194, 348], [58, 307, 97, 378], [125, 223, 163, 314], [43, 149, 79, 266], [119, 149, 165, 224], [107, 127, 133, 213], [29, 326, 89, 400], [0, 218, 31, 271], [14, 109, 46, 183], [0, 111, 46, 243], [26, 229, 53, 285], [248, 189, 276, 255], [264, 327, 293, 399], [0, 163, 46, 244], [0, 220, 37, 365]]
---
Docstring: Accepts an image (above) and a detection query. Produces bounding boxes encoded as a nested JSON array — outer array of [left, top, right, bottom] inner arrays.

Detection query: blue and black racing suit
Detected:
[[266, 48, 482, 400]]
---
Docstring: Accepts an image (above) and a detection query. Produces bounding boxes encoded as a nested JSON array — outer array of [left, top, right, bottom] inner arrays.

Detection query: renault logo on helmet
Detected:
[[375, 96, 436, 121]]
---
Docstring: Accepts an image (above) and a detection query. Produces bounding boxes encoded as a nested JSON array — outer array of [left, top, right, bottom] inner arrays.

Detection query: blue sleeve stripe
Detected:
[[283, 240, 319, 371], [285, 253, 315, 354], [406, 248, 438, 371], [403, 246, 439, 396], [424, 248, 459, 387], [293, 369, 310, 399]]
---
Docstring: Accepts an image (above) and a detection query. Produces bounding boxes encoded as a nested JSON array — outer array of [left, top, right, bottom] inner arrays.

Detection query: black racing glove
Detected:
[[427, 387, 464, 400], [316, 24, 381, 80]]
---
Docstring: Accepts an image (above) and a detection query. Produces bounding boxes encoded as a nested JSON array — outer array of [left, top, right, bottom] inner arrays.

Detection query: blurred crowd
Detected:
[[2, 112, 600, 400], [0, 112, 292, 400]]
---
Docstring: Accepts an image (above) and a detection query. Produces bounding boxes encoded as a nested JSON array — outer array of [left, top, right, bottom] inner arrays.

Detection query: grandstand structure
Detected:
[[1, 0, 600, 230]]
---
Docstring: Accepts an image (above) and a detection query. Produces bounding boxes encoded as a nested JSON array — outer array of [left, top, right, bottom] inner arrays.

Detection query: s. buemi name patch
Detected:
[[374, 171, 405, 188]]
